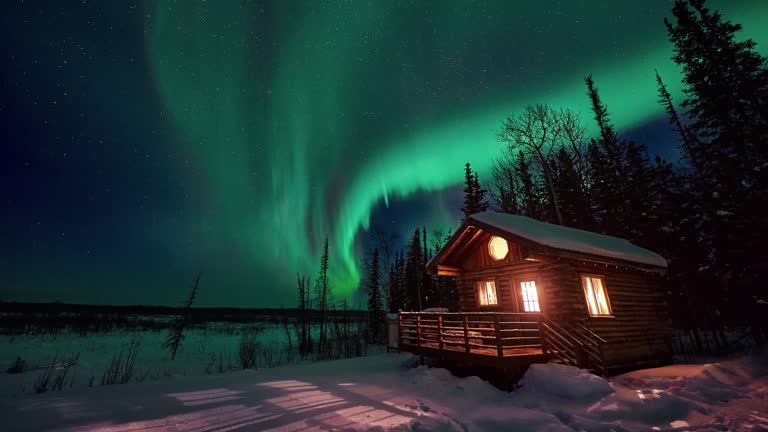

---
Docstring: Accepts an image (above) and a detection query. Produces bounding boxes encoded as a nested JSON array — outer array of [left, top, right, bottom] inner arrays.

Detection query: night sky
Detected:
[[2, 1, 767, 307]]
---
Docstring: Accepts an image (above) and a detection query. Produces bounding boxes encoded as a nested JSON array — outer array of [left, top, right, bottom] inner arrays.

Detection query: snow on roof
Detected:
[[470, 212, 668, 269]]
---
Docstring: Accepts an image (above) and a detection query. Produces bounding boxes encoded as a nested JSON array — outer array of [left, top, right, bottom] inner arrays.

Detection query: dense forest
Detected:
[[364, 0, 768, 347]]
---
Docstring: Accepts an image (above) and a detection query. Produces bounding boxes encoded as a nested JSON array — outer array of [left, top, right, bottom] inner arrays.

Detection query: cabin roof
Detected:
[[429, 212, 668, 273]]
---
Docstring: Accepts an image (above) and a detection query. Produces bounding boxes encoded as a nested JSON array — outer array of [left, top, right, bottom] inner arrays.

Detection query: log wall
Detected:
[[455, 254, 672, 370], [456, 261, 543, 312], [457, 233, 525, 270], [571, 264, 673, 369]]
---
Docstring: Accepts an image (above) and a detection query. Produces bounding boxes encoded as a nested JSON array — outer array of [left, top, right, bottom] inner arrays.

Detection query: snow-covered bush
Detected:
[[518, 363, 614, 400]]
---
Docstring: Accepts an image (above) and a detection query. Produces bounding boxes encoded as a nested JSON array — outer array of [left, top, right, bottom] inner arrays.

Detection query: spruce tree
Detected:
[[421, 227, 435, 307], [460, 163, 476, 222], [366, 248, 384, 343], [472, 172, 489, 214], [315, 238, 330, 356], [387, 251, 406, 313], [665, 0, 768, 186], [404, 229, 423, 311], [585, 75, 628, 237], [490, 154, 520, 214], [551, 147, 591, 229], [666, 0, 768, 337], [655, 69, 701, 178]]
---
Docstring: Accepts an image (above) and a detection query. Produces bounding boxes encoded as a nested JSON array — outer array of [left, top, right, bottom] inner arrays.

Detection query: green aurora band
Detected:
[[144, 0, 768, 302]]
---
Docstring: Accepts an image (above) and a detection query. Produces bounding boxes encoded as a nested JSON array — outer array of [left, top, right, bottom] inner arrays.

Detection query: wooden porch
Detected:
[[397, 312, 608, 374]]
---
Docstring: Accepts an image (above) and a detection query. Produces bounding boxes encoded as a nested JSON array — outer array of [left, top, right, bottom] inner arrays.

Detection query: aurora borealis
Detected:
[[2, 1, 767, 307]]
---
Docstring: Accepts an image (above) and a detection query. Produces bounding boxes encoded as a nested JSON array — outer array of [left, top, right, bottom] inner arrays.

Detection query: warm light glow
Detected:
[[520, 280, 540, 312], [582, 275, 611, 315], [488, 236, 509, 260], [477, 281, 498, 306]]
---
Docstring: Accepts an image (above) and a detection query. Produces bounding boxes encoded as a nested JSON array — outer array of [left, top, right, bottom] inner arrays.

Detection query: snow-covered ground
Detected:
[[0, 324, 295, 397], [1, 350, 766, 431]]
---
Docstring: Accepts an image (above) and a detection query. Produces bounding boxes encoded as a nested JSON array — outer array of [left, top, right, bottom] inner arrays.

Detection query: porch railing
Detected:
[[397, 311, 607, 375], [398, 312, 543, 357]]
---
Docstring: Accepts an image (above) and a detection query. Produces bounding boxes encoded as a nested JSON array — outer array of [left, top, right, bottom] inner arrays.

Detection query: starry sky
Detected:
[[2, 0, 767, 307]]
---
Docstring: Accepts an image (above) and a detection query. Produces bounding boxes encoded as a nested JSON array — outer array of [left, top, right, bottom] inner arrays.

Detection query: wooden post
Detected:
[[598, 343, 607, 376], [463, 314, 470, 353], [539, 315, 548, 355], [398, 313, 403, 349], [494, 314, 503, 357], [437, 314, 444, 351], [416, 315, 422, 347]]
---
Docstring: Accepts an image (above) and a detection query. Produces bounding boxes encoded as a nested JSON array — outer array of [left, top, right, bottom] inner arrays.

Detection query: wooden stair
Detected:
[[539, 316, 608, 376]]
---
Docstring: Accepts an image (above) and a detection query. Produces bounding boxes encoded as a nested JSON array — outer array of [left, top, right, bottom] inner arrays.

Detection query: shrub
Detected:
[[101, 338, 141, 385], [34, 353, 78, 394], [238, 333, 259, 369]]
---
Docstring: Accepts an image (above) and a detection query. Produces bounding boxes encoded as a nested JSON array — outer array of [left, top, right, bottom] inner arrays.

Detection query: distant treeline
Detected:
[[0, 301, 367, 335]]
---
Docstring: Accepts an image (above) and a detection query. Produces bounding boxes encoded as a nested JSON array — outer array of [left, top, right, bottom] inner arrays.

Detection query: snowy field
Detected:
[[0, 323, 303, 397], [1, 349, 766, 431]]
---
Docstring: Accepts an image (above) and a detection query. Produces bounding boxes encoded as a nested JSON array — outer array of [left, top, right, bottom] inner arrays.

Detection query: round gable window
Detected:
[[488, 236, 509, 261]]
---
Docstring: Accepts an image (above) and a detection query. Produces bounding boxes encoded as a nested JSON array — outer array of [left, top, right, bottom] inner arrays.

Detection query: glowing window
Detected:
[[477, 281, 498, 306], [582, 275, 611, 316], [488, 236, 509, 260], [520, 280, 540, 312]]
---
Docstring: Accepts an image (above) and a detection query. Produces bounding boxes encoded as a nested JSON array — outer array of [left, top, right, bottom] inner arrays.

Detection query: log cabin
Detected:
[[396, 212, 673, 376]]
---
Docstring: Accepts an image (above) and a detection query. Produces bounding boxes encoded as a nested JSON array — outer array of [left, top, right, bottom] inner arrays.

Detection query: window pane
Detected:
[[582, 276, 610, 316], [478, 283, 487, 305], [520, 280, 540, 312], [478, 281, 497, 306], [592, 278, 610, 315], [486, 282, 498, 305], [488, 236, 509, 260], [583, 276, 598, 315]]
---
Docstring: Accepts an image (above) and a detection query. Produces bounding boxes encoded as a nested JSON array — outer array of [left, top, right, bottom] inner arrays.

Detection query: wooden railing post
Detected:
[[463, 314, 470, 353], [539, 315, 548, 355], [437, 314, 444, 351], [416, 314, 422, 347], [398, 313, 403, 349], [598, 343, 607, 376], [494, 314, 503, 357]]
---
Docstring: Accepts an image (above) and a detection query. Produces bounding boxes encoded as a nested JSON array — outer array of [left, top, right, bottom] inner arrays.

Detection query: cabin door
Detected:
[[511, 278, 541, 313]]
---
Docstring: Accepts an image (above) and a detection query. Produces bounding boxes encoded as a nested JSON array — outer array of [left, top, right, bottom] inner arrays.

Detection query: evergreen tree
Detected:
[[550, 147, 591, 229], [472, 172, 489, 214], [387, 251, 406, 313], [404, 229, 423, 311], [366, 248, 385, 343], [460, 163, 488, 221], [665, 0, 768, 186], [622, 141, 660, 244], [655, 69, 702, 178], [460, 163, 476, 222], [585, 75, 628, 237], [421, 227, 435, 307], [515, 151, 543, 220], [429, 228, 460, 311], [315, 237, 330, 356], [666, 0, 768, 337], [295, 273, 312, 357], [490, 154, 520, 214]]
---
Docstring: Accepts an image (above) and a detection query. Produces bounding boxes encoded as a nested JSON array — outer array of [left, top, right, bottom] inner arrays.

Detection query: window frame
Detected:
[[580, 274, 613, 317], [475, 279, 499, 308], [514, 277, 542, 313]]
